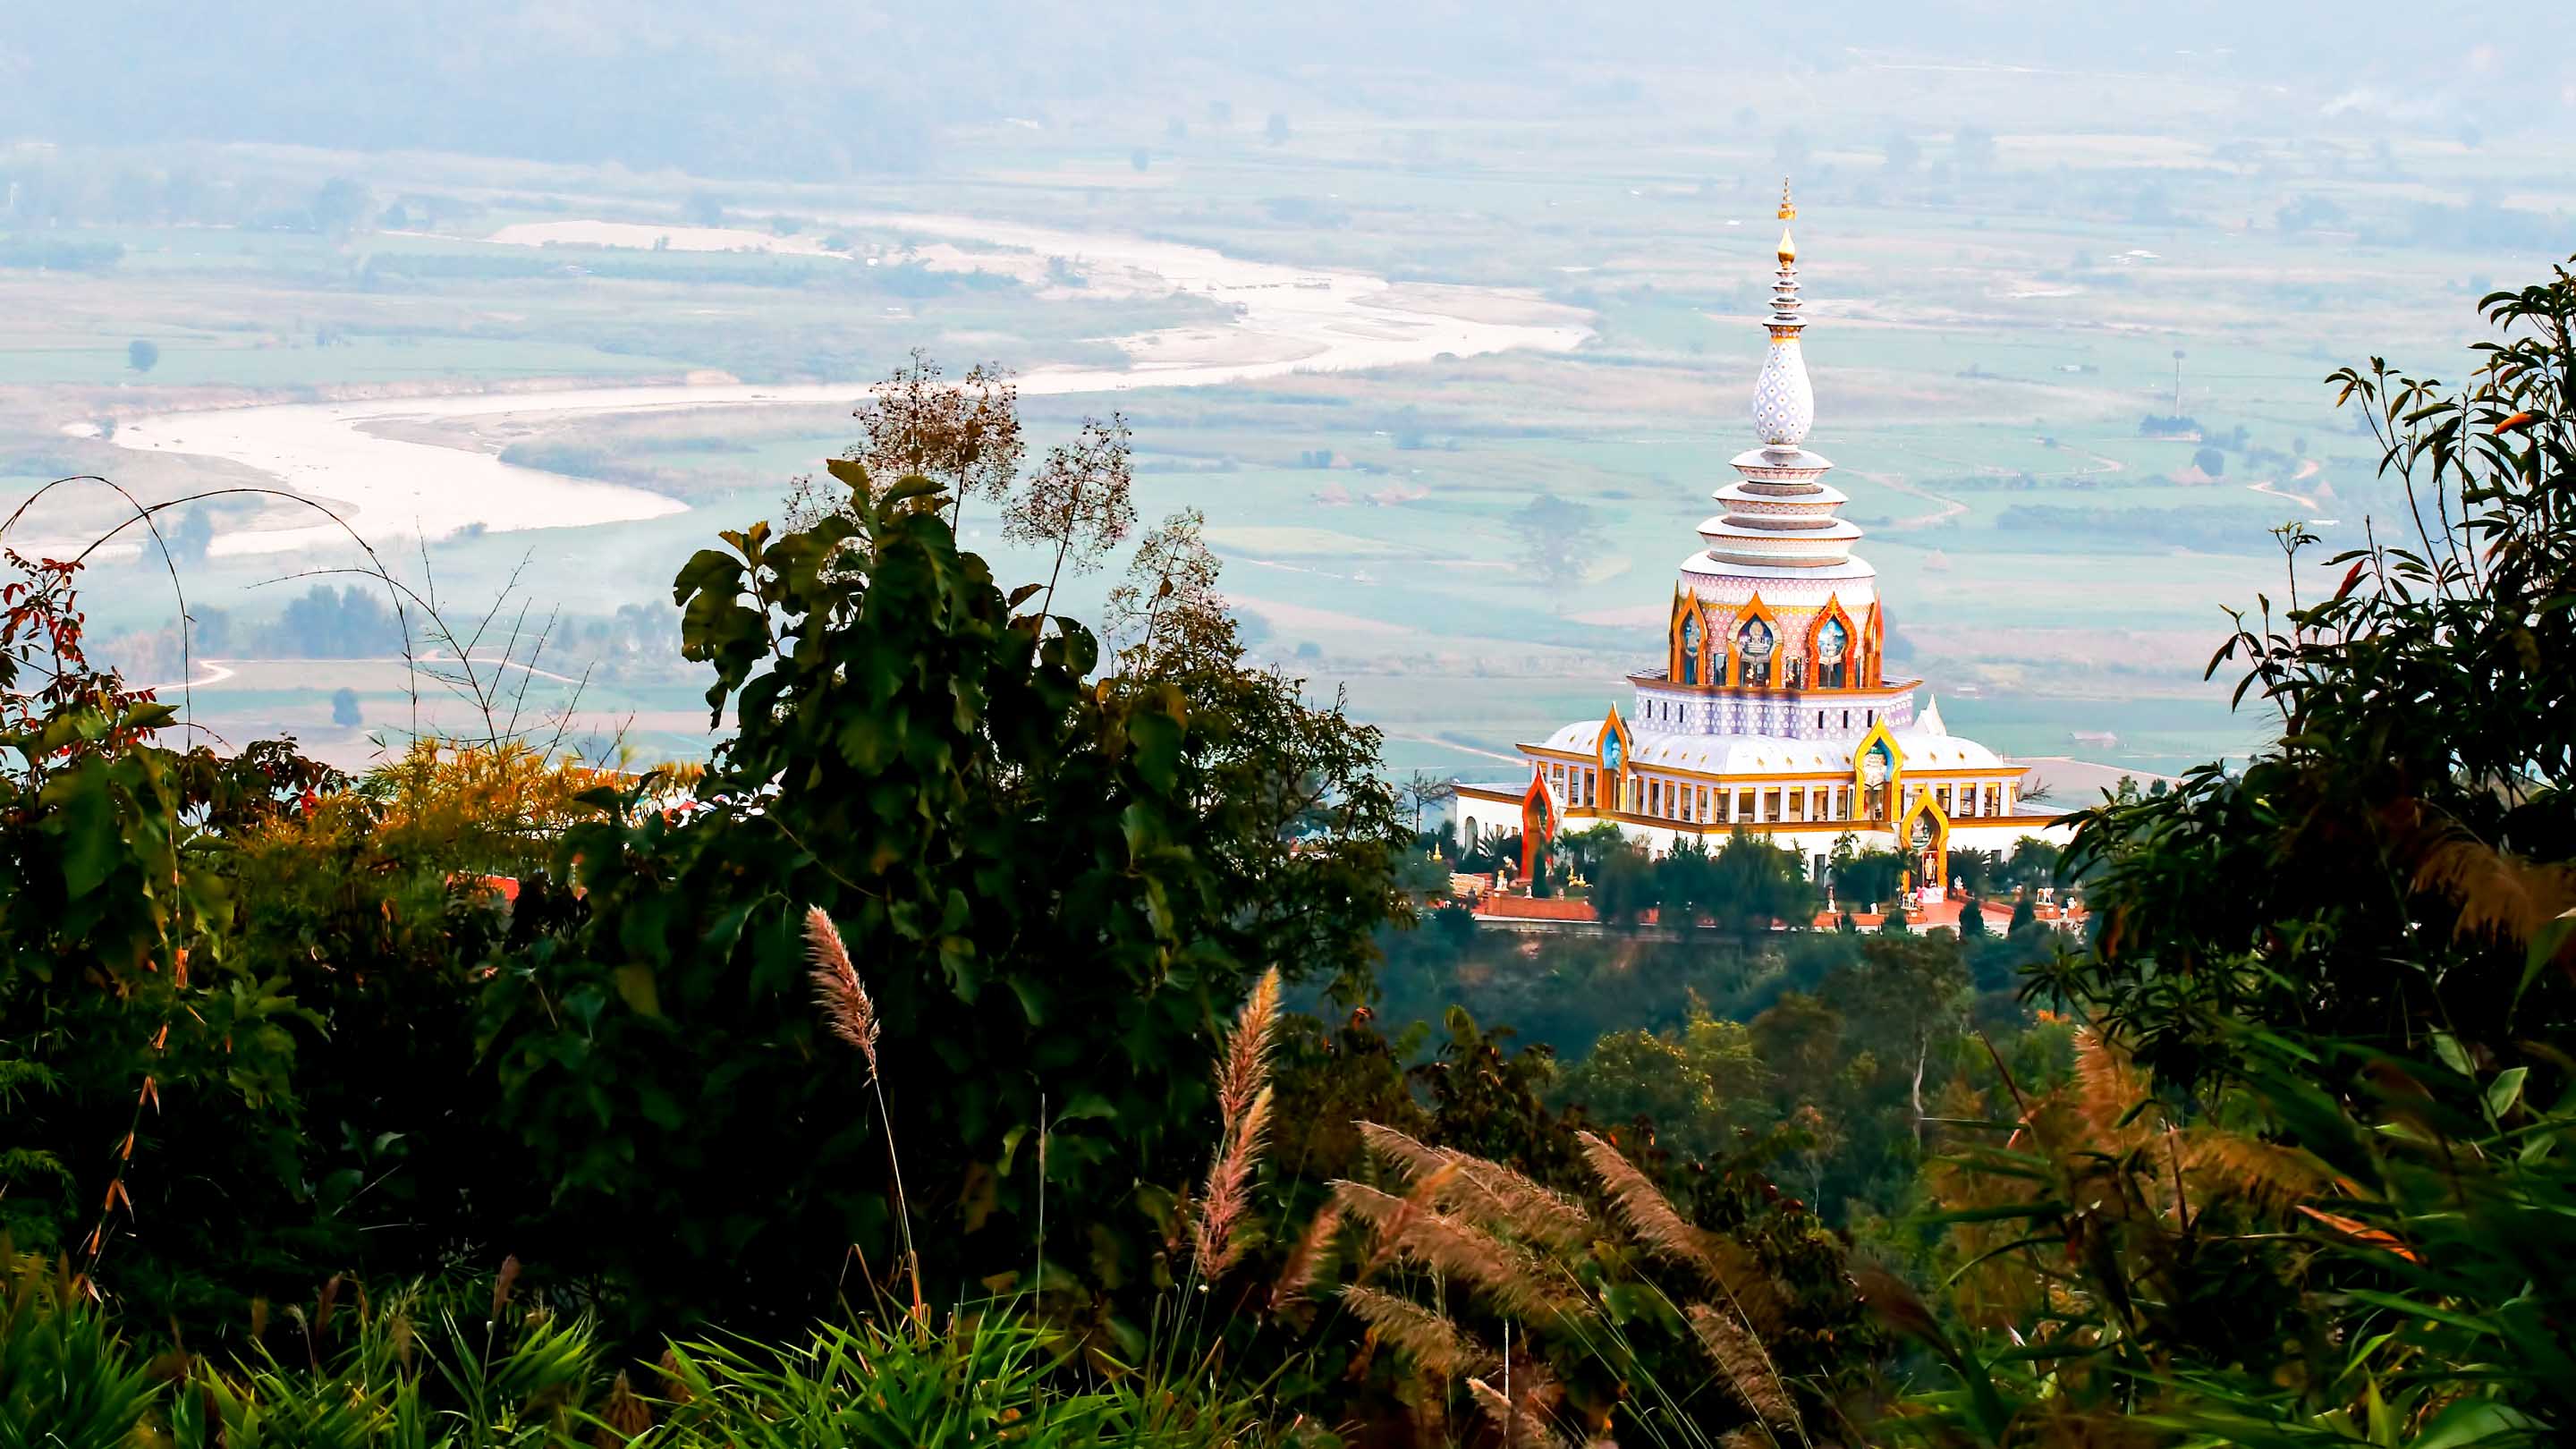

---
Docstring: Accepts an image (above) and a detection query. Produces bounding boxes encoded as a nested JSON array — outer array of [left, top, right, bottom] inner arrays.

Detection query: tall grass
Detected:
[[0, 1246, 1281, 1447]]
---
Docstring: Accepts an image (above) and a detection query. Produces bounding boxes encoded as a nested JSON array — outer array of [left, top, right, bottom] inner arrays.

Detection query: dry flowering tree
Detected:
[[784, 350, 1024, 530], [1004, 411, 1135, 618]]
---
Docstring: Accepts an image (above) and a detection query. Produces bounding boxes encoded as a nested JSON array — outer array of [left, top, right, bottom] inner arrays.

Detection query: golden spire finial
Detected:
[[1778, 177, 1796, 222]]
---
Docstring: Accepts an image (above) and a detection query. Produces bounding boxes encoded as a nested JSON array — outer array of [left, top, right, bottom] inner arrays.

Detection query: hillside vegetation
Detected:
[[4, 260, 2574, 1445]]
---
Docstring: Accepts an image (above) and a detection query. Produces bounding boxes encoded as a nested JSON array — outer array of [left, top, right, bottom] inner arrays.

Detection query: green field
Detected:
[[4, 73, 2550, 778]]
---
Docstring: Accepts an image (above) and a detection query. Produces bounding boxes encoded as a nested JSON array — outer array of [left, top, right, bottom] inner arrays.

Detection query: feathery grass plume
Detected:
[[1579, 1131, 1717, 1277], [1470, 1359, 1569, 1449], [1341, 1283, 1494, 1379], [1192, 1084, 1273, 1275], [1331, 1177, 1409, 1230], [2395, 798, 2576, 955], [2071, 1027, 2154, 1143], [1270, 1200, 1344, 1309], [1359, 1122, 1594, 1250], [2181, 1125, 2342, 1218], [1685, 1302, 1800, 1434], [804, 905, 881, 1076], [802, 904, 920, 1326], [1187, 969, 1284, 1276], [1580, 1131, 1786, 1330], [1384, 1205, 1566, 1319], [1215, 967, 1283, 1123], [1331, 1171, 1456, 1277], [490, 1255, 521, 1323], [592, 1369, 654, 1445], [655, 1347, 694, 1406]]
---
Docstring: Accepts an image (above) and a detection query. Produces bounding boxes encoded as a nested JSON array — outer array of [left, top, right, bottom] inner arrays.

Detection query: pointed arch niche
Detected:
[[1852, 718, 1904, 826], [1807, 595, 1858, 690], [1669, 592, 1713, 687], [1726, 595, 1784, 688], [1520, 771, 1558, 884], [1859, 601, 1885, 688], [1898, 790, 1950, 892], [1597, 706, 1632, 814]]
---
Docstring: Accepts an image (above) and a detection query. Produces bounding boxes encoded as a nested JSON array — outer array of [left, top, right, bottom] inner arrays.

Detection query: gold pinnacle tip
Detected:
[[1778, 177, 1796, 221]]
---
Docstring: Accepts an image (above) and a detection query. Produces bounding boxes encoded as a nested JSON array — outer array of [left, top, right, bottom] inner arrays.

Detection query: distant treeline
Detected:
[[0, 235, 123, 272], [358, 250, 1013, 296], [1996, 503, 2278, 553]]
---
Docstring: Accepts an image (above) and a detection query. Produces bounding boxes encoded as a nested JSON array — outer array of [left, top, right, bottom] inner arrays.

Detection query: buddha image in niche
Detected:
[[1737, 617, 1775, 685], [1861, 741, 1893, 820]]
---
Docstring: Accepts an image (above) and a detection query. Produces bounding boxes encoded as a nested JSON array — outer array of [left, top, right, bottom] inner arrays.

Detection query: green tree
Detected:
[[1589, 840, 1656, 926], [1894, 257, 2576, 1445], [2001, 835, 2060, 889], [1704, 829, 1815, 942], [1835, 845, 1904, 911], [308, 176, 370, 235], [168, 505, 212, 564], [1511, 493, 1606, 595], [1558, 1000, 1769, 1159], [479, 461, 1408, 1333]]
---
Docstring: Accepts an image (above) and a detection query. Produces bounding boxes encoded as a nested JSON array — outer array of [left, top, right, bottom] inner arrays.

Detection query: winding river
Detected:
[[105, 215, 1590, 556]]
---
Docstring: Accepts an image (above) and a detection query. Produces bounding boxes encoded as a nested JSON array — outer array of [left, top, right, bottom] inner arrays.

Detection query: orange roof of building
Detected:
[[1474, 894, 1599, 922]]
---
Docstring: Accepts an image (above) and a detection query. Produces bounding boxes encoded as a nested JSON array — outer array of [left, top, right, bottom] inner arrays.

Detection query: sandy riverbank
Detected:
[[106, 216, 1589, 556]]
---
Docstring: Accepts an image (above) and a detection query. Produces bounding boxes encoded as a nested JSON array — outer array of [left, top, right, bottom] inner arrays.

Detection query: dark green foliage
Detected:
[[1834, 842, 1904, 909], [480, 467, 1406, 1334], [1891, 258, 2576, 1446]]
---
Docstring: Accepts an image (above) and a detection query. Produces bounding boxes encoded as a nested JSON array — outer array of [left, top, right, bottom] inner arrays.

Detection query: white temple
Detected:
[[1453, 186, 2072, 905]]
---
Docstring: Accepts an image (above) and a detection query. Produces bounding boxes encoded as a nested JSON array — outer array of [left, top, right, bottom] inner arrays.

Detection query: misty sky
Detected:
[[4, 2, 2566, 179]]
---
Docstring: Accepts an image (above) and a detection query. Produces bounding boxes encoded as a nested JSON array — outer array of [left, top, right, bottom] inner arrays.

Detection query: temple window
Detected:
[[1985, 784, 2001, 816], [1763, 788, 1781, 822], [1737, 616, 1776, 687], [1815, 616, 1849, 688], [1787, 790, 1806, 822], [1680, 615, 1701, 685], [1936, 785, 1953, 814]]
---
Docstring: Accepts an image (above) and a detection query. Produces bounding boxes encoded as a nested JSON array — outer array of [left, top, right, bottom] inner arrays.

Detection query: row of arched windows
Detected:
[[1668, 591, 1881, 691]]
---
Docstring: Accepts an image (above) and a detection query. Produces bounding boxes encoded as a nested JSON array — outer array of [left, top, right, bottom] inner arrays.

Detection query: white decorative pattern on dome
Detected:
[[1751, 343, 1815, 447]]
